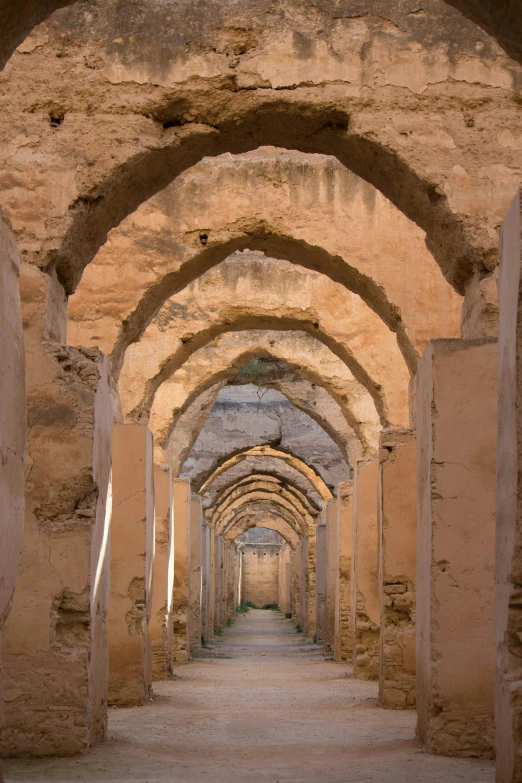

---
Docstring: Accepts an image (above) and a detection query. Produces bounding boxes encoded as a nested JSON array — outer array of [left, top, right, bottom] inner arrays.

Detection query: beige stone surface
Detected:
[[1, 338, 112, 756], [334, 481, 354, 664], [108, 425, 154, 707], [495, 189, 522, 782], [172, 479, 190, 665], [202, 456, 323, 513], [278, 544, 292, 616], [240, 545, 280, 608], [3, 610, 496, 783], [351, 460, 380, 681], [315, 524, 327, 644], [2, 2, 521, 773], [378, 429, 417, 710], [325, 498, 339, 652], [148, 327, 382, 461], [180, 385, 350, 494], [188, 496, 203, 654], [0, 215, 25, 735], [2, 2, 520, 307], [416, 339, 496, 758], [68, 151, 463, 383], [150, 464, 174, 680]]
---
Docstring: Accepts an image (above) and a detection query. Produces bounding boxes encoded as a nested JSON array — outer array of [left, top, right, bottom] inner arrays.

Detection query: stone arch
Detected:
[[148, 330, 385, 457], [43, 104, 507, 297], [70, 157, 464, 380], [211, 474, 321, 516], [218, 498, 306, 541], [213, 483, 316, 533], [108, 252, 412, 431], [166, 375, 358, 476], [201, 457, 324, 512], [223, 508, 300, 549], [200, 445, 332, 502]]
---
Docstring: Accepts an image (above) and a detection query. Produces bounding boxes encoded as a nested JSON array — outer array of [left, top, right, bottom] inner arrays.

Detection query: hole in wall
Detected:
[[49, 112, 64, 128]]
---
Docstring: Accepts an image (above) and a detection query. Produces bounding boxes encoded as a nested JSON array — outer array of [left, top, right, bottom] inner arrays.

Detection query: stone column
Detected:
[[416, 338, 496, 758], [188, 496, 202, 653], [172, 479, 190, 664], [207, 526, 217, 633], [2, 263, 112, 756], [351, 460, 380, 681], [300, 537, 308, 633], [378, 430, 416, 709], [278, 545, 292, 615], [306, 528, 317, 639], [315, 524, 328, 643], [214, 534, 224, 631], [290, 547, 301, 624], [334, 481, 353, 663], [496, 189, 522, 782], [150, 464, 174, 681], [0, 218, 25, 749], [325, 498, 339, 652], [108, 425, 154, 706], [201, 523, 211, 644]]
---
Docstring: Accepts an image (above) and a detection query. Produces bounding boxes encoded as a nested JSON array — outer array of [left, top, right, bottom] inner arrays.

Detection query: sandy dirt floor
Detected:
[[4, 610, 494, 782]]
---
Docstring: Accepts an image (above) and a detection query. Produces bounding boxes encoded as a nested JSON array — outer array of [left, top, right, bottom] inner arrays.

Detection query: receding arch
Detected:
[[108, 233, 419, 380], [223, 509, 299, 549], [147, 330, 389, 457], [49, 101, 493, 299], [213, 485, 315, 535], [167, 375, 358, 475], [201, 458, 324, 512], [210, 474, 321, 516], [200, 445, 332, 502], [136, 317, 393, 441], [218, 498, 306, 540]]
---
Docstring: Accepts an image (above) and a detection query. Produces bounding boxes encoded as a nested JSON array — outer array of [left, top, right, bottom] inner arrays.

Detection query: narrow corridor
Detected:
[[5, 611, 494, 783]]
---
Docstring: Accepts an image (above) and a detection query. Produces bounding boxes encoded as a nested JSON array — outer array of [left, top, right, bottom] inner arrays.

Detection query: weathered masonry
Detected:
[[0, 2, 520, 780]]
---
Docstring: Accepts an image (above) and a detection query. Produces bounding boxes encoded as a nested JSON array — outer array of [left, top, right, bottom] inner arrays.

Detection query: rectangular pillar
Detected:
[[378, 429, 416, 709], [416, 338, 496, 758], [1, 337, 112, 755], [108, 424, 154, 706], [201, 523, 211, 644], [497, 189, 522, 781], [351, 460, 380, 680], [325, 498, 339, 652], [300, 537, 308, 633], [150, 464, 174, 680], [171, 479, 190, 664], [188, 496, 202, 653], [290, 547, 301, 624], [278, 544, 292, 615], [315, 524, 328, 643], [334, 481, 353, 663], [306, 528, 317, 639]]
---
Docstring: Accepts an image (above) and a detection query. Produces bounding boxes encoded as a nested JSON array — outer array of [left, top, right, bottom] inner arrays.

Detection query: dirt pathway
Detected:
[[4, 610, 494, 782]]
